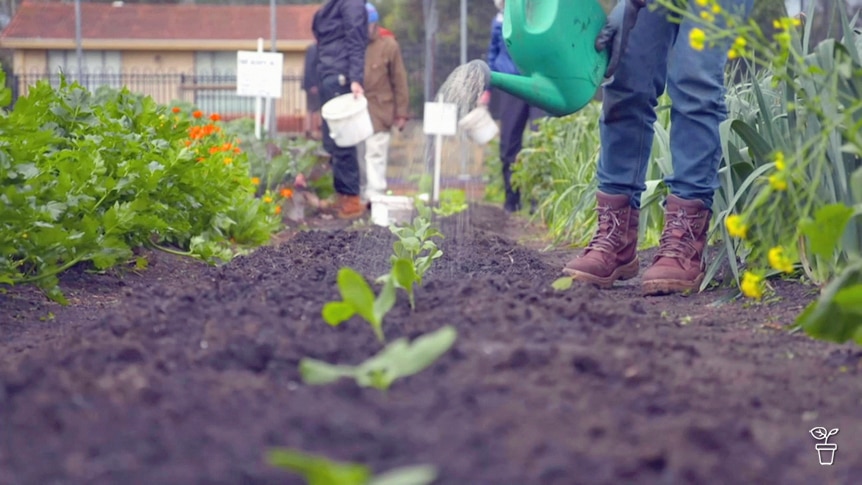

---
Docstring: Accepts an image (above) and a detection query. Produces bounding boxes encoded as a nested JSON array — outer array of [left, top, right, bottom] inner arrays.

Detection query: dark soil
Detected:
[[2, 203, 861, 485]]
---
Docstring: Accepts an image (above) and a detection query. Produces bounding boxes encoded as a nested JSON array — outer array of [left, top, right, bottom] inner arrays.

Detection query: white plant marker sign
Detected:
[[237, 38, 284, 139], [423, 102, 458, 203]]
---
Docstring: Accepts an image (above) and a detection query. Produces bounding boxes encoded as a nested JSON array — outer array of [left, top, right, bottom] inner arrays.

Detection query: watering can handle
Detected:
[[502, 0, 524, 36]]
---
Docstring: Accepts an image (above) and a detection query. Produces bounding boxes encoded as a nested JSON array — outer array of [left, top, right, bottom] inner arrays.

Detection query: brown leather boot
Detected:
[[642, 194, 712, 295], [563, 192, 640, 288], [335, 194, 365, 219]]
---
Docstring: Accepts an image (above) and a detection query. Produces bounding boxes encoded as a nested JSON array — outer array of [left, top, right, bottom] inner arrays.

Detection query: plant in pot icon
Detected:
[[809, 427, 839, 465]]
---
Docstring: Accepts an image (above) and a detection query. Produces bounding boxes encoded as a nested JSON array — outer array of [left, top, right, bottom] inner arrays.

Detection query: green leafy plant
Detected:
[[322, 267, 396, 342], [0, 72, 279, 302], [299, 325, 457, 391], [377, 198, 443, 310], [433, 188, 469, 217], [267, 449, 437, 485]]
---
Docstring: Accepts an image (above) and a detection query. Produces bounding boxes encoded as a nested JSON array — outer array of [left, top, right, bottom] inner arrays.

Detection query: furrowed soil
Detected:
[[1, 203, 861, 485]]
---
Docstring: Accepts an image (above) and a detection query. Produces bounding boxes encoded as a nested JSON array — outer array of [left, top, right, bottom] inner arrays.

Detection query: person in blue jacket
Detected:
[[312, 0, 369, 219], [478, 0, 545, 213]]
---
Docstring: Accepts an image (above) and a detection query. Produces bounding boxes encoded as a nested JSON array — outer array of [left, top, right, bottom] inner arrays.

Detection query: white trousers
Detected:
[[362, 131, 391, 200]]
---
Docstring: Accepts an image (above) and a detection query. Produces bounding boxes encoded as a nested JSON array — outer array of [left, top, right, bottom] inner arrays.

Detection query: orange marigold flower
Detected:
[[251, 177, 261, 185], [233, 147, 241, 154], [275, 206, 282, 215], [196, 157, 205, 163], [192, 110, 203, 119], [280, 188, 293, 199], [209, 113, 221, 122], [224, 157, 233, 165], [222, 142, 232, 151], [171, 106, 181, 114], [209, 146, 219, 154]]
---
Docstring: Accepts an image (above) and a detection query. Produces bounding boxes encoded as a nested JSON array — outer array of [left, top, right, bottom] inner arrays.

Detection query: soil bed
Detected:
[[1, 204, 861, 485]]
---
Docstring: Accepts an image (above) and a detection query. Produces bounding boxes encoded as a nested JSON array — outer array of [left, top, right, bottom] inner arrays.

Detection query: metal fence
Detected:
[[10, 72, 308, 133]]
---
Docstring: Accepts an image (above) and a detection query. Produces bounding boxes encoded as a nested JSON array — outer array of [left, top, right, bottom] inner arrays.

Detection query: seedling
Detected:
[[377, 199, 444, 309], [299, 325, 457, 391], [322, 267, 395, 342], [551, 276, 573, 291], [267, 448, 437, 485], [432, 188, 469, 217]]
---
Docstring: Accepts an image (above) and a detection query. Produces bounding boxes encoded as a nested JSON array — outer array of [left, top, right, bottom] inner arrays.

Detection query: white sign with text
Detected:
[[236, 51, 284, 98]]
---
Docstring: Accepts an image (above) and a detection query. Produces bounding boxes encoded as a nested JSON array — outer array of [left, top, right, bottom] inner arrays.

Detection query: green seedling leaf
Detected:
[[299, 326, 458, 391], [552, 276, 573, 291], [387, 325, 457, 378], [337, 267, 377, 324], [371, 277, 396, 342], [799, 204, 855, 262], [322, 301, 355, 326], [267, 449, 370, 485], [299, 359, 357, 385], [368, 465, 438, 485], [392, 257, 418, 309]]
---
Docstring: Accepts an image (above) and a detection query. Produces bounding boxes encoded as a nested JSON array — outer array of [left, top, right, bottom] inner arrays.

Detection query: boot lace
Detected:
[[586, 204, 624, 253], [656, 209, 699, 260]]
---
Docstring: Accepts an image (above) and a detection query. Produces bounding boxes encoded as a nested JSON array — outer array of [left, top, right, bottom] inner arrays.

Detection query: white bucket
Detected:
[[458, 106, 498, 145], [321, 93, 374, 147], [369, 194, 414, 227]]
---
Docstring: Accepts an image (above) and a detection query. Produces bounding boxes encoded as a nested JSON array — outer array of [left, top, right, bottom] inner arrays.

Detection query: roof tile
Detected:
[[1, 1, 320, 42]]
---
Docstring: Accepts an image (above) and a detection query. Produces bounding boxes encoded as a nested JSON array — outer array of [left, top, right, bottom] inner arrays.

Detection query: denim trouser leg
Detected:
[[598, 0, 753, 209], [665, 0, 753, 207], [320, 74, 361, 196]]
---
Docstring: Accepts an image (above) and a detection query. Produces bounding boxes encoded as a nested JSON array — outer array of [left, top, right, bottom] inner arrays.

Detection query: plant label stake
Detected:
[[423, 102, 457, 203], [236, 37, 284, 140]]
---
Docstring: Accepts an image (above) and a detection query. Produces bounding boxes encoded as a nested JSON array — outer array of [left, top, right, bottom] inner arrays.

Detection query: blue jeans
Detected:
[[598, 0, 753, 209]]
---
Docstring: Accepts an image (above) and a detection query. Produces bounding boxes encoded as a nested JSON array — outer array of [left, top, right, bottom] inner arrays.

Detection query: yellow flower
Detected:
[[711, 3, 721, 14], [251, 177, 261, 185], [740, 271, 764, 300], [768, 246, 794, 274], [695, 0, 709, 7], [774, 151, 786, 171], [725, 214, 748, 239], [689, 28, 706, 51], [223, 157, 233, 165], [700, 11, 715, 22], [728, 49, 739, 60], [264, 196, 273, 203], [769, 174, 788, 191], [732, 36, 747, 50]]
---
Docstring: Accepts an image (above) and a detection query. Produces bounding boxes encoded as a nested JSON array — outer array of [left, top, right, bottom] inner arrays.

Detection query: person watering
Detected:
[[360, 2, 409, 205], [479, 0, 545, 213], [312, 0, 368, 219], [564, 0, 754, 295]]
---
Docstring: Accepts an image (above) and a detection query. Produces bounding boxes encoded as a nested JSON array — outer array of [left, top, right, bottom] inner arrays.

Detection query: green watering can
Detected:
[[479, 0, 609, 117]]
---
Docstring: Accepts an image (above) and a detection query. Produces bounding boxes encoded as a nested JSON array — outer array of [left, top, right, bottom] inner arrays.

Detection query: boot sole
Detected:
[[642, 274, 705, 296], [562, 258, 640, 289]]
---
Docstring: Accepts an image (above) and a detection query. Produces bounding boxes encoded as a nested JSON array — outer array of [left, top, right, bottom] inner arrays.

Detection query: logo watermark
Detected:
[[809, 427, 839, 466]]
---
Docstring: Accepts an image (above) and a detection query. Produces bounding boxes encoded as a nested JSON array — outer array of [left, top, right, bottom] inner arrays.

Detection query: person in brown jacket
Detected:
[[360, 2, 409, 204]]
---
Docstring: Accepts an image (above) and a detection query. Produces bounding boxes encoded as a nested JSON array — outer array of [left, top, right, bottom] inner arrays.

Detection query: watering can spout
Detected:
[[478, 0, 610, 117], [489, 72, 569, 117]]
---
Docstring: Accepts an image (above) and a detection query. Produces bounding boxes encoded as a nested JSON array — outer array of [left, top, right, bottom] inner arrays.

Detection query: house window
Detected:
[[194, 51, 251, 115], [45, 50, 122, 90]]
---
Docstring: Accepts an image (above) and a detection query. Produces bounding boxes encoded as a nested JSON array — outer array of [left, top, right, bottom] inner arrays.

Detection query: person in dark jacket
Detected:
[[301, 42, 322, 140], [312, 0, 369, 219], [478, 0, 545, 213]]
